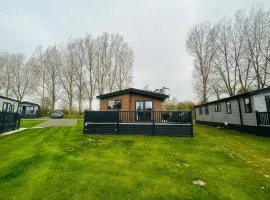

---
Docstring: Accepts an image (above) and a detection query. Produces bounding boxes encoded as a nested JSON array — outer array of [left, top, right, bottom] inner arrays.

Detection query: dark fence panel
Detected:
[[85, 111, 118, 123], [19, 110, 41, 119], [84, 110, 193, 137], [0, 112, 21, 133], [19, 113, 38, 119], [257, 112, 270, 126]]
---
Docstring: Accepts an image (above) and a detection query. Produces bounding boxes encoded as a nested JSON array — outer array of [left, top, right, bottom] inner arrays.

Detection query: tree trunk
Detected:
[[89, 98, 93, 110]]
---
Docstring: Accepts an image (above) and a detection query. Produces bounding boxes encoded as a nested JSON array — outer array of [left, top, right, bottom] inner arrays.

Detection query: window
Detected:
[[108, 100, 122, 109], [28, 106, 34, 113], [214, 103, 221, 112], [11, 105, 15, 112], [204, 105, 209, 115], [198, 107, 202, 115], [226, 101, 232, 114], [135, 101, 153, 111], [2, 102, 11, 112], [145, 101, 153, 111], [244, 97, 252, 113]]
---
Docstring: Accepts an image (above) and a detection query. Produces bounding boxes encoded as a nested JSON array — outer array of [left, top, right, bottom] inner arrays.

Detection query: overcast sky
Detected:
[[1, 0, 270, 102]]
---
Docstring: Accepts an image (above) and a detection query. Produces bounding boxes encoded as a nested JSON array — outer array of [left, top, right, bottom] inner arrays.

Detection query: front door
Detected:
[[265, 96, 270, 112], [135, 101, 153, 122], [22, 106, 26, 114]]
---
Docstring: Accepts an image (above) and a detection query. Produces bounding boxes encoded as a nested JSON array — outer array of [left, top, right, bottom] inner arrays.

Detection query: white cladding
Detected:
[[0, 97, 19, 112], [196, 95, 259, 127], [253, 92, 270, 112]]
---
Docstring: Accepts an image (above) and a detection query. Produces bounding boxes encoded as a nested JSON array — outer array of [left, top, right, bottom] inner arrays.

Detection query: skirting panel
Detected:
[[196, 120, 270, 137], [84, 123, 193, 137]]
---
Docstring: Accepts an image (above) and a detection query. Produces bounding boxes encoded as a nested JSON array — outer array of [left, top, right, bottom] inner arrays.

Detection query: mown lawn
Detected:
[[0, 123, 269, 200], [20, 119, 45, 128]]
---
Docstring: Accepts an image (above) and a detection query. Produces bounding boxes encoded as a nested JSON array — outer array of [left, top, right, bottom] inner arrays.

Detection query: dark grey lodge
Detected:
[[18, 101, 41, 118], [195, 87, 270, 137]]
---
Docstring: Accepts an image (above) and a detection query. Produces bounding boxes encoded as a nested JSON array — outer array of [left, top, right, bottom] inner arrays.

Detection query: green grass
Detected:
[[20, 119, 45, 128], [0, 123, 269, 200]]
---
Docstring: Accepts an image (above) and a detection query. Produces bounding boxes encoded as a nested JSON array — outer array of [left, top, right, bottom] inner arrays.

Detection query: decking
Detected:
[[84, 111, 193, 137]]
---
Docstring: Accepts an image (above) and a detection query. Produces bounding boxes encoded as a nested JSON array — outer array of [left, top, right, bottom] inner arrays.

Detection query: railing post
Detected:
[[17, 113, 21, 129], [117, 110, 120, 135], [83, 110, 86, 134], [190, 111, 193, 137], [1, 111, 6, 133], [152, 111, 155, 136], [256, 111, 260, 126]]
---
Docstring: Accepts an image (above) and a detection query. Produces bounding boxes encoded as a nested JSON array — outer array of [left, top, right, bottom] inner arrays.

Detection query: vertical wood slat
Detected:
[[257, 112, 270, 126], [0, 112, 20, 134]]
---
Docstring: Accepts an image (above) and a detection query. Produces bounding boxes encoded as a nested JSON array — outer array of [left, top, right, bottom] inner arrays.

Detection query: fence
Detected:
[[19, 113, 40, 119], [84, 110, 193, 137], [256, 112, 270, 126], [0, 112, 21, 133]]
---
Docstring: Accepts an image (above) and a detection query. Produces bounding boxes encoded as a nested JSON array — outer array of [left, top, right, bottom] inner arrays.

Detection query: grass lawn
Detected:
[[0, 123, 269, 200], [19, 119, 45, 128]]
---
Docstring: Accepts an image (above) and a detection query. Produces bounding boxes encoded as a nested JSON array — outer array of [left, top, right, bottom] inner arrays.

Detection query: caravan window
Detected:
[[244, 97, 252, 113], [226, 101, 232, 114], [214, 103, 221, 112], [2, 102, 11, 112], [204, 105, 209, 115], [198, 107, 203, 115]]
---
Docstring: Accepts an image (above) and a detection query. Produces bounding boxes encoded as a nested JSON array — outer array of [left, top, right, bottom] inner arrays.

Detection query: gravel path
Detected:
[[35, 119, 77, 127]]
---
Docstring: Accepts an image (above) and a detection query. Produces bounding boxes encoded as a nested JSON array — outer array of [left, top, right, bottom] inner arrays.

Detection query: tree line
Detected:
[[186, 5, 270, 103], [0, 33, 134, 114]]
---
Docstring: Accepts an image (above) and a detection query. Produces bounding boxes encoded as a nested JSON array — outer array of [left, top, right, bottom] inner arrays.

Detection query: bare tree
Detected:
[[186, 22, 218, 103], [0, 52, 17, 98], [84, 35, 97, 110], [116, 42, 134, 90], [30, 45, 47, 113], [230, 11, 254, 91], [0, 32, 134, 113], [58, 42, 77, 114], [73, 39, 86, 114], [10, 54, 36, 101], [214, 18, 239, 96], [43, 46, 61, 112], [95, 33, 110, 95], [246, 6, 270, 89]]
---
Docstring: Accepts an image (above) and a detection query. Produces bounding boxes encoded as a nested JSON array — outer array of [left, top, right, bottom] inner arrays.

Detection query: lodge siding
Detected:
[[99, 93, 163, 111]]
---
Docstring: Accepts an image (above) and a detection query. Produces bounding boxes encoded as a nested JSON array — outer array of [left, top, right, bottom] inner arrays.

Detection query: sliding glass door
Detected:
[[135, 101, 153, 122]]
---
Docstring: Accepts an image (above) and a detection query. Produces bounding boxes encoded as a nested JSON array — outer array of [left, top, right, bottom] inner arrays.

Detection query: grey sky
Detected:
[[1, 0, 270, 102]]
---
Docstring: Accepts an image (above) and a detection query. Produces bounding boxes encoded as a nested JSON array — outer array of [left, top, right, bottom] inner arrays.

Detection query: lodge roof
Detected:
[[19, 101, 40, 106], [97, 88, 169, 100]]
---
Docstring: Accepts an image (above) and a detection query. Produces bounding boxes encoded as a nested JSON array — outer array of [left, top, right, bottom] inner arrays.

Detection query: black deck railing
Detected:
[[84, 110, 193, 137], [118, 111, 192, 124], [85, 110, 192, 124], [257, 112, 270, 126], [0, 112, 21, 133]]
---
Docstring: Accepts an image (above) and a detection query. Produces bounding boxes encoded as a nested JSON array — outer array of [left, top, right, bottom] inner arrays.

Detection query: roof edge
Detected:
[[97, 88, 169, 100], [0, 95, 20, 102], [195, 86, 270, 108]]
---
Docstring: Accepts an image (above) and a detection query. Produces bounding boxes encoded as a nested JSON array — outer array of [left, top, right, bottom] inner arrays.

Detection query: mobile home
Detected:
[[195, 87, 270, 137]]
